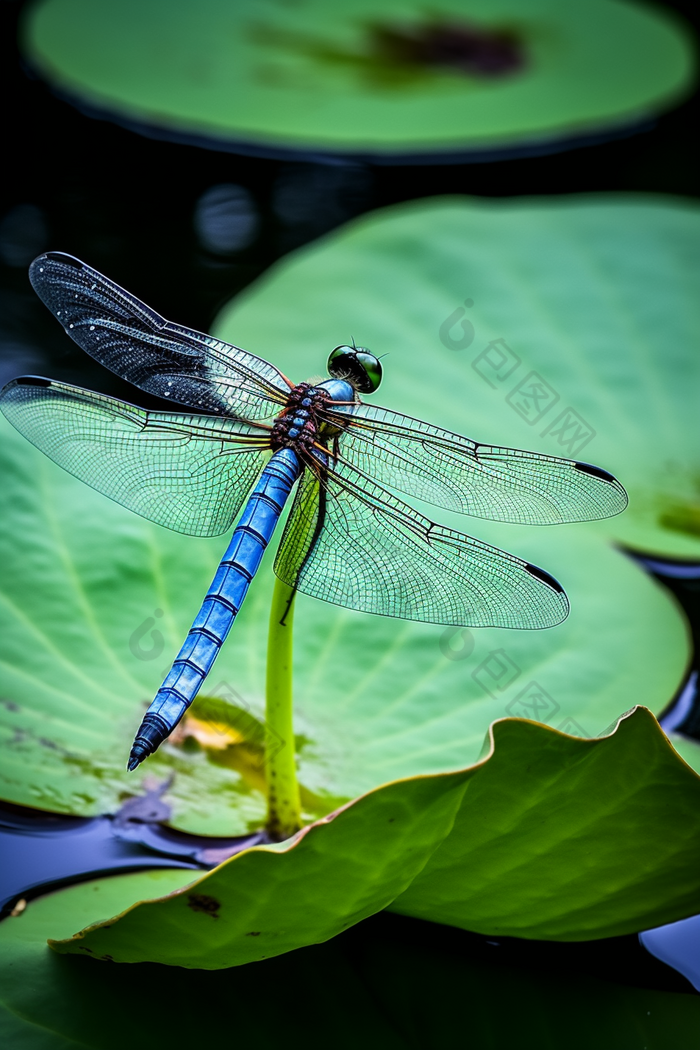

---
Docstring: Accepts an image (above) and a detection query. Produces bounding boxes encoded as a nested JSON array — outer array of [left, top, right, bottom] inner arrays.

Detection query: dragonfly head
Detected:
[[327, 345, 382, 394]]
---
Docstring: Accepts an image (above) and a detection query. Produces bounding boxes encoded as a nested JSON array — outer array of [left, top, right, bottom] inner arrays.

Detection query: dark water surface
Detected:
[[0, 792, 697, 996]]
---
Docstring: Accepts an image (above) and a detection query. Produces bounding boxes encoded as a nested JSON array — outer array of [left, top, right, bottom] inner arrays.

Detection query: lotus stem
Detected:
[[264, 575, 302, 840]]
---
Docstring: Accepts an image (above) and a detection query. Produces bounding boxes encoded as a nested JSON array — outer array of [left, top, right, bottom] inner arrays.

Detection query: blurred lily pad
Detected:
[[46, 709, 700, 962], [22, 0, 695, 159], [0, 417, 688, 833], [4, 870, 700, 1050], [215, 194, 700, 559], [665, 731, 700, 775]]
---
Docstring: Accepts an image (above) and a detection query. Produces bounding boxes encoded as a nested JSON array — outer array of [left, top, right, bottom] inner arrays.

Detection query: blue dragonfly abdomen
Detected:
[[128, 447, 302, 770]]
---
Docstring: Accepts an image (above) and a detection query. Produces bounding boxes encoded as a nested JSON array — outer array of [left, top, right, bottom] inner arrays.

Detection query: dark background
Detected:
[[1, 0, 699, 398]]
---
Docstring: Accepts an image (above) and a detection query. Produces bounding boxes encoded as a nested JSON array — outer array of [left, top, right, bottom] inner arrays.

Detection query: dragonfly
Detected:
[[0, 253, 627, 772]]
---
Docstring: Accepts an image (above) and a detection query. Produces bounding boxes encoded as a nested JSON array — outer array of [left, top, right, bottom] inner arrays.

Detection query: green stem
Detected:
[[265, 576, 302, 840]]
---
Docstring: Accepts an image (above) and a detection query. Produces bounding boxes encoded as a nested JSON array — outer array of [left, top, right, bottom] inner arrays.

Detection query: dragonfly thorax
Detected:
[[271, 382, 330, 454], [314, 377, 355, 402]]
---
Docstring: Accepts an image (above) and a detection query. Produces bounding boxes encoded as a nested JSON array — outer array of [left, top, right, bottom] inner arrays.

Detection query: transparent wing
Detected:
[[323, 401, 627, 525], [29, 253, 291, 421], [1, 377, 271, 536], [275, 455, 569, 629]]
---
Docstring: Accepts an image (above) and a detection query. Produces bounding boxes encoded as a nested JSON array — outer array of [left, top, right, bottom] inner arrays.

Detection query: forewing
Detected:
[[29, 253, 290, 420], [1, 377, 270, 536], [324, 402, 627, 524], [275, 456, 569, 629]]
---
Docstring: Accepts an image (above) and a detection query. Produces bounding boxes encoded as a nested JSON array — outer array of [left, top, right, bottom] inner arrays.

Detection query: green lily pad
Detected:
[[4, 870, 700, 1050], [52, 757, 471, 965], [665, 731, 700, 776], [391, 710, 700, 940], [214, 194, 700, 559], [22, 0, 695, 159], [44, 709, 700, 962], [0, 417, 688, 833]]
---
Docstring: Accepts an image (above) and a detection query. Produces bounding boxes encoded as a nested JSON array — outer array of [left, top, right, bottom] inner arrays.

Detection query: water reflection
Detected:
[[194, 183, 259, 254], [0, 796, 265, 917], [642, 914, 700, 992]]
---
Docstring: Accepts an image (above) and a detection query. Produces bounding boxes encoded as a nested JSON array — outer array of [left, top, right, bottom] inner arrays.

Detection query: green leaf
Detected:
[[51, 761, 472, 966], [4, 871, 700, 1050], [215, 194, 700, 559], [391, 710, 700, 940], [22, 0, 694, 157], [47, 709, 700, 963], [0, 418, 688, 832]]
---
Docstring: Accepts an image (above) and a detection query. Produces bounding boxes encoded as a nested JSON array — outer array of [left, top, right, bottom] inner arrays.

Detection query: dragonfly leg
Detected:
[[279, 454, 329, 628]]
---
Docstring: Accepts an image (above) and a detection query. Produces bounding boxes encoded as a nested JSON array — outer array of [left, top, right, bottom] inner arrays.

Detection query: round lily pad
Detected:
[[42, 709, 700, 956], [4, 864, 700, 1048], [0, 395, 689, 836], [215, 194, 700, 559], [22, 0, 695, 160]]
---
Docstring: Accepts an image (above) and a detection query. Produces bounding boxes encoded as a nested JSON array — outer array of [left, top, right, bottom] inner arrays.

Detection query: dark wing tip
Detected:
[[29, 252, 86, 292], [525, 561, 566, 595], [34, 251, 84, 268], [29, 252, 169, 336], [13, 375, 52, 388], [574, 460, 628, 514], [525, 561, 569, 627], [45, 251, 82, 262], [574, 461, 616, 484], [0, 375, 52, 399], [30, 252, 85, 273]]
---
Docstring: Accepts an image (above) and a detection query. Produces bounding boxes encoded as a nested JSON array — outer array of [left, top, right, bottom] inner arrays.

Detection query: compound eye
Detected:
[[328, 345, 355, 377], [327, 345, 382, 393], [354, 350, 382, 393]]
